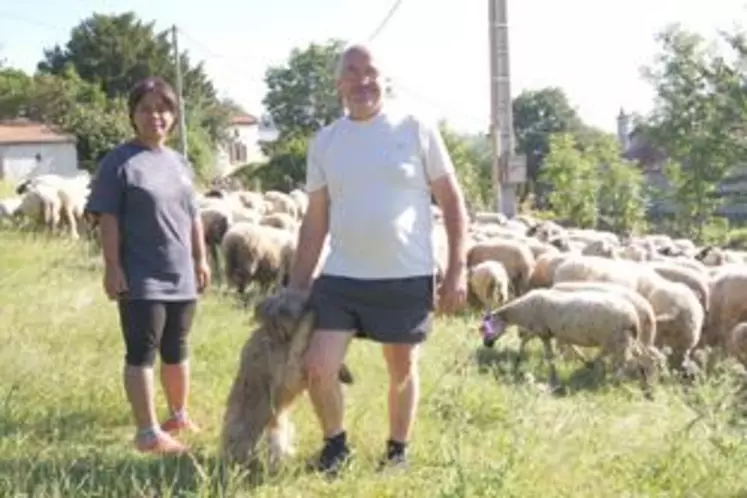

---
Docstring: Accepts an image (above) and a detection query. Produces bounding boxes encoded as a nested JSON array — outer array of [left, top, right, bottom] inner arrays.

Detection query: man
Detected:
[[287, 42, 469, 475]]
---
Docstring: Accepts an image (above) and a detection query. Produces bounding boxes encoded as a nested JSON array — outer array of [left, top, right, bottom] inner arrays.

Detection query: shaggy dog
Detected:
[[220, 288, 353, 473]]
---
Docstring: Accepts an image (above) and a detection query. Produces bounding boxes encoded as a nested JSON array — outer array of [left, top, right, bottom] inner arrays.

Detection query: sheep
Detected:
[[467, 260, 510, 311], [221, 222, 296, 294], [526, 220, 565, 242], [264, 190, 298, 218], [646, 261, 710, 313], [551, 281, 666, 363], [480, 287, 658, 395], [695, 246, 743, 266], [16, 171, 90, 239], [647, 280, 705, 370], [0, 197, 22, 223], [288, 189, 308, 218], [581, 239, 619, 259], [200, 205, 234, 287], [220, 289, 354, 473], [552, 255, 705, 369], [552, 255, 639, 291], [15, 183, 63, 234], [728, 322, 747, 368], [467, 238, 536, 296], [527, 252, 571, 290], [702, 268, 747, 351], [260, 212, 298, 232], [472, 211, 507, 225]]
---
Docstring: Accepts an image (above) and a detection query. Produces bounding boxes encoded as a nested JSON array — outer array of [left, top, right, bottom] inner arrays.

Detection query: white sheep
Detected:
[[467, 238, 536, 296], [551, 281, 665, 362], [221, 222, 296, 295], [481, 287, 658, 395], [703, 268, 747, 351], [468, 260, 510, 311]]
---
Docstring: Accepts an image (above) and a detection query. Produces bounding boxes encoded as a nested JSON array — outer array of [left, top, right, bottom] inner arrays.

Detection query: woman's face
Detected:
[[133, 91, 175, 142]]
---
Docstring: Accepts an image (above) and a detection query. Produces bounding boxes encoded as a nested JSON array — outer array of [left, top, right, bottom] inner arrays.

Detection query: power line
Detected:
[[367, 0, 405, 41], [0, 10, 60, 32]]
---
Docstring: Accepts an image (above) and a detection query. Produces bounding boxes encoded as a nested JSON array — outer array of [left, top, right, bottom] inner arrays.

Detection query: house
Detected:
[[618, 108, 747, 222], [213, 112, 270, 178], [0, 119, 79, 182]]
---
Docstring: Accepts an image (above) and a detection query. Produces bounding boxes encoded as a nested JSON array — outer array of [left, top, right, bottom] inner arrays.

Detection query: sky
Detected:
[[1, 0, 747, 135]]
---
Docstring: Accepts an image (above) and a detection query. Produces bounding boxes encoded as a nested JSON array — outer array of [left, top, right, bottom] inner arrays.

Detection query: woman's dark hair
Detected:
[[127, 76, 179, 131]]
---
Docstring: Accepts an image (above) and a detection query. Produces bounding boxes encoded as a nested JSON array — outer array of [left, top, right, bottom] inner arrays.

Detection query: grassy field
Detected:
[[2, 231, 747, 497]]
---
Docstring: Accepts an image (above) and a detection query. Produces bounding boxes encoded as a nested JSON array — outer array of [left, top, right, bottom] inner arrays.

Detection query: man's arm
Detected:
[[431, 174, 469, 273], [288, 187, 330, 291], [420, 118, 469, 273]]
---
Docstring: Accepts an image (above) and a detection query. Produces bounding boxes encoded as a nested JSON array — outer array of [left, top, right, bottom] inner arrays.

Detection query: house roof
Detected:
[[0, 119, 76, 145], [230, 113, 258, 126]]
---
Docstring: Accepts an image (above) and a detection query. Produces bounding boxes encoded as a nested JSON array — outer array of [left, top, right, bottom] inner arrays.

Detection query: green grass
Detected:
[[2, 231, 747, 497]]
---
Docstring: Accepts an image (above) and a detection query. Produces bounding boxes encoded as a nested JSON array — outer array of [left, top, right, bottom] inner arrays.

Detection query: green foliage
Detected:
[[231, 134, 309, 192], [37, 12, 231, 146], [439, 122, 492, 211], [0, 68, 32, 117], [0, 67, 132, 171], [641, 23, 747, 238], [168, 124, 215, 185], [262, 40, 345, 141], [725, 226, 747, 249], [591, 134, 649, 235], [512, 87, 584, 195], [539, 133, 599, 228]]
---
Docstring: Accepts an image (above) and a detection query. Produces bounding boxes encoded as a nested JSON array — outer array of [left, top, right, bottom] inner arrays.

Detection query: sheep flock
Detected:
[[4, 171, 747, 395]]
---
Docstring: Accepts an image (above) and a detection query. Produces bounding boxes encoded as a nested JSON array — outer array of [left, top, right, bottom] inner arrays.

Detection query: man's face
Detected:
[[337, 48, 382, 116]]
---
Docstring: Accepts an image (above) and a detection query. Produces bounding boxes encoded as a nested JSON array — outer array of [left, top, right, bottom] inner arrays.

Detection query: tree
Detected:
[[512, 87, 584, 197], [37, 12, 231, 146], [251, 40, 346, 189], [439, 122, 492, 212], [26, 68, 132, 171], [262, 40, 345, 140], [641, 23, 747, 238], [539, 132, 599, 228], [591, 134, 648, 234], [0, 68, 32, 118]]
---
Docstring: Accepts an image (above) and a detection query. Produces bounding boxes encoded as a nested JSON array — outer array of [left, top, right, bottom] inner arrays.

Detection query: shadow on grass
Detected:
[[473, 344, 609, 396]]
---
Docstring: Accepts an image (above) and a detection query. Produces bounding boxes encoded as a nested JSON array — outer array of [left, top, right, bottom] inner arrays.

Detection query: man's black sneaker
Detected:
[[307, 433, 352, 478], [376, 451, 408, 473], [376, 439, 409, 473]]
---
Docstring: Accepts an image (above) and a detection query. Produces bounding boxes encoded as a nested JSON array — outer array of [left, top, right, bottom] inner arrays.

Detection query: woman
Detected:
[[85, 76, 211, 454]]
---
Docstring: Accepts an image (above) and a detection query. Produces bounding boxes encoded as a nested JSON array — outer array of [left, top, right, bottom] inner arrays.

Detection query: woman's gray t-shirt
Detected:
[[85, 142, 200, 301]]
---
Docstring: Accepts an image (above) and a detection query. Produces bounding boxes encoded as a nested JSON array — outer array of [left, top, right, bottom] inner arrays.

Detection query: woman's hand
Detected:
[[195, 258, 211, 293], [103, 264, 128, 300]]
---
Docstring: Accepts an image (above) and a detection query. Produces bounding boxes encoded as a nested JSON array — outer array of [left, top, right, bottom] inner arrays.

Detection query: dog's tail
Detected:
[[338, 363, 355, 385]]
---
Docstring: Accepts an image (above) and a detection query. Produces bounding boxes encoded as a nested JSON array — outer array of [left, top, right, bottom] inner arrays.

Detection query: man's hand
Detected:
[[437, 265, 467, 314]]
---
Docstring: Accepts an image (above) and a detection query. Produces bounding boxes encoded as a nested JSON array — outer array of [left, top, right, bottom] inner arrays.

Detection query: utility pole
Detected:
[[489, 0, 525, 217], [172, 25, 188, 158]]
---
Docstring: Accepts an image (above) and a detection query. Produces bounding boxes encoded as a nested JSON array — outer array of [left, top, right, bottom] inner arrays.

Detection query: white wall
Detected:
[[214, 123, 268, 178], [0, 142, 79, 181]]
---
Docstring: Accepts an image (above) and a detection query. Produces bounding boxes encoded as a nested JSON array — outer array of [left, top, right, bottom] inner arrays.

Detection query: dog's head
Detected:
[[254, 288, 313, 341]]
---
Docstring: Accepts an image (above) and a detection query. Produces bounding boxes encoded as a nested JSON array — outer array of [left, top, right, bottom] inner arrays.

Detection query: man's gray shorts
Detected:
[[309, 274, 436, 344]]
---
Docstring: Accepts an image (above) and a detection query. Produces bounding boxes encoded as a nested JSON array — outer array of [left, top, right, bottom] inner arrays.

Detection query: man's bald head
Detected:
[[335, 42, 386, 120]]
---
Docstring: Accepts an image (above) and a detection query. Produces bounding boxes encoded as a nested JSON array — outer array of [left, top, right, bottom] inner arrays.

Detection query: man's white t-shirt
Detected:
[[306, 106, 455, 280]]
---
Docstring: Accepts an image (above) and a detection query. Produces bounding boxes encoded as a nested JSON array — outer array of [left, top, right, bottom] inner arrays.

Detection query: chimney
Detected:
[[617, 107, 630, 151]]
